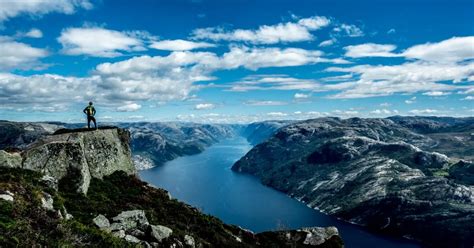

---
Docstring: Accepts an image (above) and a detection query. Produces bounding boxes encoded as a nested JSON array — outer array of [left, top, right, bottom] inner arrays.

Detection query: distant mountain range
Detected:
[[233, 116, 474, 247]]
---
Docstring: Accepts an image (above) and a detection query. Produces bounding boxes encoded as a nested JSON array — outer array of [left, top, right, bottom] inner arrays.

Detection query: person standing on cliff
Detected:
[[83, 101, 97, 129]]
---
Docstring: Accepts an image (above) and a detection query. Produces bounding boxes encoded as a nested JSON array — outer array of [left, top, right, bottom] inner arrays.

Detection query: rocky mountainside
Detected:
[[0, 120, 62, 150], [0, 127, 343, 247], [233, 117, 474, 247], [241, 121, 291, 145]]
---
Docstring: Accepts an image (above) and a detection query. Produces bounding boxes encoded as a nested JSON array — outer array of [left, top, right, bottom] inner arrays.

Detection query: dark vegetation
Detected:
[[0, 167, 343, 247]]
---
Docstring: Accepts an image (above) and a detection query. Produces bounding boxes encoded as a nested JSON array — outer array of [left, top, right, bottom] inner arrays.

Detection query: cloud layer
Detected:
[[191, 16, 330, 44], [0, 0, 92, 22]]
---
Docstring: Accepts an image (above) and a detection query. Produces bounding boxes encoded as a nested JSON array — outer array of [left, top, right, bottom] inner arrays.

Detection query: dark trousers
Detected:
[[87, 116, 97, 129]]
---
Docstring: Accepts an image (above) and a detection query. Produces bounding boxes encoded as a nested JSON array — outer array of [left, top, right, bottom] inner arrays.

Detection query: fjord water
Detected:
[[139, 137, 419, 248]]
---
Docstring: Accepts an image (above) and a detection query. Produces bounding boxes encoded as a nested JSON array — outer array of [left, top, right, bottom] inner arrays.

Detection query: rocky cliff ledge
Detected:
[[4, 127, 136, 194]]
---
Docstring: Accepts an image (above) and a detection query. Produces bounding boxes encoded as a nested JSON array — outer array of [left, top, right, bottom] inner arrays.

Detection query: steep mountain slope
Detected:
[[233, 117, 474, 247], [0, 120, 62, 150], [241, 121, 292, 145], [118, 122, 240, 169], [0, 127, 343, 247]]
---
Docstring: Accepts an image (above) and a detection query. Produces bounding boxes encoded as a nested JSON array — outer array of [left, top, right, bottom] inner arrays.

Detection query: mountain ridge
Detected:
[[232, 116, 474, 247]]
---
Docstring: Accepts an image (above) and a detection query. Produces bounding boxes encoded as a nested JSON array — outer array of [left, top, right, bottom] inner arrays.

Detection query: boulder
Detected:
[[149, 224, 173, 242], [184, 235, 195, 248], [301, 227, 339, 246], [112, 230, 126, 239], [111, 210, 149, 231], [40, 192, 54, 211], [0, 194, 13, 202], [21, 128, 136, 194], [124, 235, 141, 243], [93, 214, 110, 229]]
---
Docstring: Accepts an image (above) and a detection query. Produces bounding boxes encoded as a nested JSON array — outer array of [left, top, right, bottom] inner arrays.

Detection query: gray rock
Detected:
[[22, 128, 136, 195], [41, 192, 54, 211], [112, 210, 149, 231], [65, 213, 73, 220], [40, 175, 58, 191], [124, 234, 141, 243], [149, 224, 173, 242], [0, 194, 13, 202], [110, 222, 124, 231], [130, 229, 146, 238], [184, 235, 195, 248], [301, 227, 339, 246], [112, 230, 126, 239], [93, 214, 110, 229], [0, 150, 21, 168]]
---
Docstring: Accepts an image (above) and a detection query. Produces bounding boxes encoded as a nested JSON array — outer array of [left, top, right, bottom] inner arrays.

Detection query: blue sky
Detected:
[[0, 0, 473, 123]]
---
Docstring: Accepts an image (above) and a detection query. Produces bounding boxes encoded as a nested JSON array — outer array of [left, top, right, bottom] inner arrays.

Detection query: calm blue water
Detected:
[[139, 137, 420, 248]]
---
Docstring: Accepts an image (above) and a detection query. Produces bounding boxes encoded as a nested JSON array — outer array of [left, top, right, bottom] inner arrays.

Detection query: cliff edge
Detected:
[[6, 127, 136, 194]]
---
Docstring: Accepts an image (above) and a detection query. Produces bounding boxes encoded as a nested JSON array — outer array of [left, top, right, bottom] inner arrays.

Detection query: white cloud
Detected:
[[422, 91, 450, 96], [319, 39, 336, 47], [333, 24, 364, 37], [267, 112, 288, 117], [244, 100, 287, 106], [409, 109, 438, 115], [194, 103, 215, 110], [0, 0, 92, 22], [25, 28, 43, 38], [343, 36, 474, 62], [462, 96, 474, 101], [344, 43, 398, 58], [325, 61, 470, 98], [0, 73, 95, 111], [387, 28, 396, 34], [220, 46, 326, 70], [191, 16, 330, 44], [58, 27, 145, 57], [117, 103, 142, 112], [380, 102, 392, 107], [150, 39, 215, 51], [0, 36, 48, 70], [332, 109, 359, 116], [228, 75, 321, 92], [402, 36, 474, 63], [370, 109, 393, 115], [294, 93, 311, 99], [405, 97, 416, 104], [325, 38, 474, 99]]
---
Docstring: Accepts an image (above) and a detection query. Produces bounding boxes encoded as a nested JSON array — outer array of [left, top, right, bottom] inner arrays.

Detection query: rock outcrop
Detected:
[[233, 117, 474, 247], [2, 127, 136, 194], [0, 150, 22, 168]]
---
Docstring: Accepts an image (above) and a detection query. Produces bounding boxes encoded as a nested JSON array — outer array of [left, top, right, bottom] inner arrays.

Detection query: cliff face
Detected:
[[10, 127, 136, 194], [233, 117, 474, 247]]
